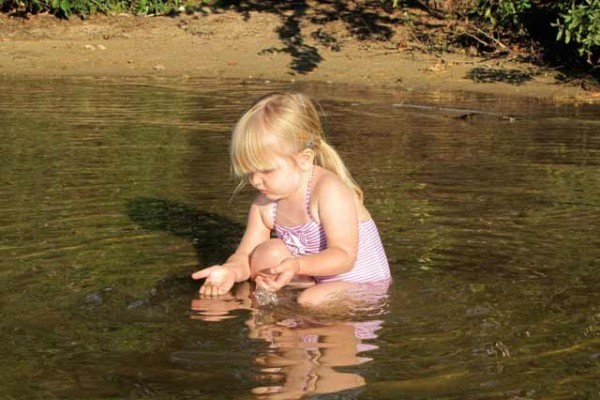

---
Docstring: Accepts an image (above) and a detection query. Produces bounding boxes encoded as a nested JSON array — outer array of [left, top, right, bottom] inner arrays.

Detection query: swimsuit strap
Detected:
[[305, 165, 315, 221], [271, 201, 278, 229], [272, 166, 315, 228]]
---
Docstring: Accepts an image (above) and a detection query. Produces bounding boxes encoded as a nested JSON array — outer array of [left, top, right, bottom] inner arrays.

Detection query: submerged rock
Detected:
[[253, 288, 278, 306], [127, 299, 148, 309], [84, 291, 103, 305]]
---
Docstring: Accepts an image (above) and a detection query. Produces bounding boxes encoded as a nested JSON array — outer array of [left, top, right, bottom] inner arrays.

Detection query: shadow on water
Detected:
[[126, 197, 244, 291], [127, 197, 243, 266]]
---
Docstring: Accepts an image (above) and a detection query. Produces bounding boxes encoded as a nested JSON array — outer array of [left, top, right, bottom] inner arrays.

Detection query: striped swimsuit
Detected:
[[273, 169, 391, 284]]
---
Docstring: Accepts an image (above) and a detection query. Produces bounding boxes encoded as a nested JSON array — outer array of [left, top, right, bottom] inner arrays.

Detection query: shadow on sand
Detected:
[[465, 67, 534, 85], [199, 0, 397, 74]]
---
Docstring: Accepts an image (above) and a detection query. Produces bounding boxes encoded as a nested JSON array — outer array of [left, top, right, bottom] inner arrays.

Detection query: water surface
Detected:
[[1, 78, 599, 399]]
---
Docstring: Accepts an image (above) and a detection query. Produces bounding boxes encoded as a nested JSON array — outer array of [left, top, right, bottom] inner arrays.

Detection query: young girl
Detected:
[[192, 92, 391, 306]]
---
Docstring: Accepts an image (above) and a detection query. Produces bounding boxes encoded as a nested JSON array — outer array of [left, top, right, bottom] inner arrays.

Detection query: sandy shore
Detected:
[[0, 9, 598, 103]]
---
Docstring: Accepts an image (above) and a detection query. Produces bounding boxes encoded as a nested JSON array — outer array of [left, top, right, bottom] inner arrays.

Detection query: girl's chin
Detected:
[[262, 192, 286, 201]]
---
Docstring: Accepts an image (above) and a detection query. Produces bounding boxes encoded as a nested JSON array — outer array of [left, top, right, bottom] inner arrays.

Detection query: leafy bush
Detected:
[[471, 0, 599, 64], [553, 0, 600, 63], [473, 0, 532, 35], [0, 0, 211, 18], [1, 0, 109, 17], [383, 0, 599, 65]]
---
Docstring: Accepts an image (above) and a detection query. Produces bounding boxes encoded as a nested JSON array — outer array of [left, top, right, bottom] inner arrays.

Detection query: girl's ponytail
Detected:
[[315, 140, 364, 202]]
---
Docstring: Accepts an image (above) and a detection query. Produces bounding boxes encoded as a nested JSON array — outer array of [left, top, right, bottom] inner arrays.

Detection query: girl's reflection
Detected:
[[190, 282, 387, 399]]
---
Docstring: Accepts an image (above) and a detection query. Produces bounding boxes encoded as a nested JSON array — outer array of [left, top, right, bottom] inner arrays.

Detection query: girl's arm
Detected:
[[192, 196, 272, 296], [264, 175, 358, 290]]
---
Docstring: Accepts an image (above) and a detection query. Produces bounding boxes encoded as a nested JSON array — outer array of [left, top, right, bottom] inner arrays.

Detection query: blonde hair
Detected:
[[230, 92, 363, 201]]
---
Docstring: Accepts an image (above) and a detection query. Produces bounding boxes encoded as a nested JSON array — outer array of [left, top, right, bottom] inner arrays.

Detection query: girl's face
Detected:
[[247, 156, 303, 200]]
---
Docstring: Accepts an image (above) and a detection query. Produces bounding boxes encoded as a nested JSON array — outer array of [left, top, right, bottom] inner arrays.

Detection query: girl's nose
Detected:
[[249, 172, 261, 187]]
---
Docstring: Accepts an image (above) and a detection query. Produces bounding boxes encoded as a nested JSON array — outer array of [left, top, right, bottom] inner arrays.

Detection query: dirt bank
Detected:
[[0, 6, 598, 103]]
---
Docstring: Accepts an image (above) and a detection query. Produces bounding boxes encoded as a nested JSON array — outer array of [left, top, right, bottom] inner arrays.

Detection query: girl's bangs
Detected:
[[231, 128, 282, 178]]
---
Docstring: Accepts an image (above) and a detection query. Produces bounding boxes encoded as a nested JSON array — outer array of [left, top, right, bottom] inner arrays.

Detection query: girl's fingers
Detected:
[[201, 281, 214, 295], [265, 276, 285, 292], [272, 273, 290, 288], [269, 264, 289, 275], [257, 276, 274, 291], [192, 267, 213, 280], [200, 281, 224, 297], [270, 258, 299, 276], [255, 276, 270, 291], [214, 285, 225, 296], [268, 266, 281, 275], [268, 278, 281, 291]]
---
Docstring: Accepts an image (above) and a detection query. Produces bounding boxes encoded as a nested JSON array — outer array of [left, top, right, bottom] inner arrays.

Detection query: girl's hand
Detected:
[[192, 265, 236, 296], [255, 257, 300, 292]]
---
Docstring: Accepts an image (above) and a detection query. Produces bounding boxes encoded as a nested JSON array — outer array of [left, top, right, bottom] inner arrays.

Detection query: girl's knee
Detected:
[[250, 239, 290, 279]]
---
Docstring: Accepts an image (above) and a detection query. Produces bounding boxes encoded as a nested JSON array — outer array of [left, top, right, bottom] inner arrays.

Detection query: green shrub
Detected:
[[383, 0, 599, 65], [473, 0, 532, 35], [1, 0, 112, 17], [553, 0, 600, 63], [0, 0, 208, 18], [467, 0, 599, 64]]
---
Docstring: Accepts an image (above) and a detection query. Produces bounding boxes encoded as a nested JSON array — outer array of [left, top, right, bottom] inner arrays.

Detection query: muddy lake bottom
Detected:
[[0, 77, 599, 399]]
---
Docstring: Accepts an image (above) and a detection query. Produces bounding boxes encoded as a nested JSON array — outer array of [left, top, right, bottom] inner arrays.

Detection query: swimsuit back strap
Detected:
[[271, 201, 278, 229], [272, 165, 315, 229], [305, 166, 315, 221]]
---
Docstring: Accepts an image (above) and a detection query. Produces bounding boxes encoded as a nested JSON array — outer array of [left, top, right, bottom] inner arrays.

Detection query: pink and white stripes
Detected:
[[274, 209, 391, 284], [273, 166, 391, 284], [312, 219, 390, 283]]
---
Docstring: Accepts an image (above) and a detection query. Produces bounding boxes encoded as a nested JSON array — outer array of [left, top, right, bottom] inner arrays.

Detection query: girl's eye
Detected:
[[247, 169, 274, 178]]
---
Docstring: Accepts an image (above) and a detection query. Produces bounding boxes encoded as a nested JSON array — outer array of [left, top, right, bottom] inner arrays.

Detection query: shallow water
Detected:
[[1, 78, 599, 399]]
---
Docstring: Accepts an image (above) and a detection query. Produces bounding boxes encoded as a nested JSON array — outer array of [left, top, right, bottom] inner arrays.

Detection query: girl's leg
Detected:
[[249, 238, 290, 279], [297, 281, 359, 307], [298, 279, 391, 308], [250, 239, 314, 288]]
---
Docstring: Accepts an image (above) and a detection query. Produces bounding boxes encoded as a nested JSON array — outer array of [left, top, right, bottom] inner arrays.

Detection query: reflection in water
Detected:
[[191, 284, 253, 322], [191, 282, 388, 399]]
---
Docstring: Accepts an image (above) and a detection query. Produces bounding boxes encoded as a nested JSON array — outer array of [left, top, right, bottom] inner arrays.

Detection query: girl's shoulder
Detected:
[[312, 166, 371, 222], [312, 167, 354, 200]]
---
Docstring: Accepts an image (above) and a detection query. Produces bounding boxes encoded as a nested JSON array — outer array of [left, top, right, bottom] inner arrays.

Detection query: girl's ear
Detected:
[[297, 148, 315, 171]]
